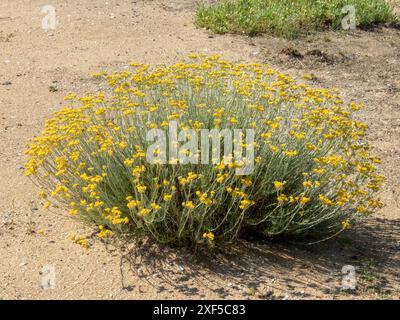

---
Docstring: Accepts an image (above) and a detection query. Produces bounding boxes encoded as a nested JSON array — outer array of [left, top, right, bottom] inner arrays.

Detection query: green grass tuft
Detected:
[[195, 0, 398, 38]]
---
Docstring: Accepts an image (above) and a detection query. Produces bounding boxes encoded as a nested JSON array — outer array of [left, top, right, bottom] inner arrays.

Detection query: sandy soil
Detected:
[[0, 0, 399, 299]]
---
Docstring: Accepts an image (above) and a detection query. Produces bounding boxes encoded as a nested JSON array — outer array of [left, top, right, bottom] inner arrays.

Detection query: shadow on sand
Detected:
[[113, 216, 399, 299]]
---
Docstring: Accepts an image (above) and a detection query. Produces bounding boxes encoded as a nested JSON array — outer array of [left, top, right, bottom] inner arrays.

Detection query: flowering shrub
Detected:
[[25, 55, 384, 245]]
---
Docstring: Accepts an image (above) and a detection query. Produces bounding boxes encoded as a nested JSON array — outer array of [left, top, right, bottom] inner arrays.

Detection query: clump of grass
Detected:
[[25, 55, 384, 246], [195, 0, 397, 38]]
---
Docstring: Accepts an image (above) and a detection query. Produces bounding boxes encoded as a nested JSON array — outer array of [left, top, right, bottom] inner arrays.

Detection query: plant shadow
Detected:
[[116, 216, 400, 299]]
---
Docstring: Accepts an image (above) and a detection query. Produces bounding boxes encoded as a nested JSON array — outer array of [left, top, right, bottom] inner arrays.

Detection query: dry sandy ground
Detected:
[[0, 0, 399, 299]]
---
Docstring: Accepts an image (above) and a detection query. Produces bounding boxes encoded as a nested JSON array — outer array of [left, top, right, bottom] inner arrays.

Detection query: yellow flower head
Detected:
[[273, 181, 286, 190], [182, 201, 195, 209], [151, 203, 161, 211], [319, 195, 334, 206], [202, 232, 215, 241], [163, 193, 173, 201], [136, 184, 147, 193], [341, 219, 351, 230], [43, 201, 51, 209]]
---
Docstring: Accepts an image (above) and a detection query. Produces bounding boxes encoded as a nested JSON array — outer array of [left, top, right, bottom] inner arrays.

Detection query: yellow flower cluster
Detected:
[[69, 233, 89, 249], [98, 225, 113, 238], [202, 232, 215, 241]]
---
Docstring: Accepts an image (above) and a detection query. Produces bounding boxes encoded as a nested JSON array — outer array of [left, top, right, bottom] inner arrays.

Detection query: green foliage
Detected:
[[195, 0, 397, 38]]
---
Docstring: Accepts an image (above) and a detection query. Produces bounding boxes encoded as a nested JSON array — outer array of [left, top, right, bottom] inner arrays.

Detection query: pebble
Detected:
[[1, 81, 12, 85], [177, 265, 184, 272]]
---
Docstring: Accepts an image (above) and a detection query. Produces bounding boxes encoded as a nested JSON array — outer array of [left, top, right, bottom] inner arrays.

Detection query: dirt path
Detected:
[[0, 0, 399, 299]]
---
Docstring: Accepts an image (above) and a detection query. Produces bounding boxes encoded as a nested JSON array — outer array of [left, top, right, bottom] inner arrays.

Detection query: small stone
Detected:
[[2, 81, 12, 85], [266, 290, 274, 298], [49, 85, 58, 92], [177, 265, 184, 272]]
